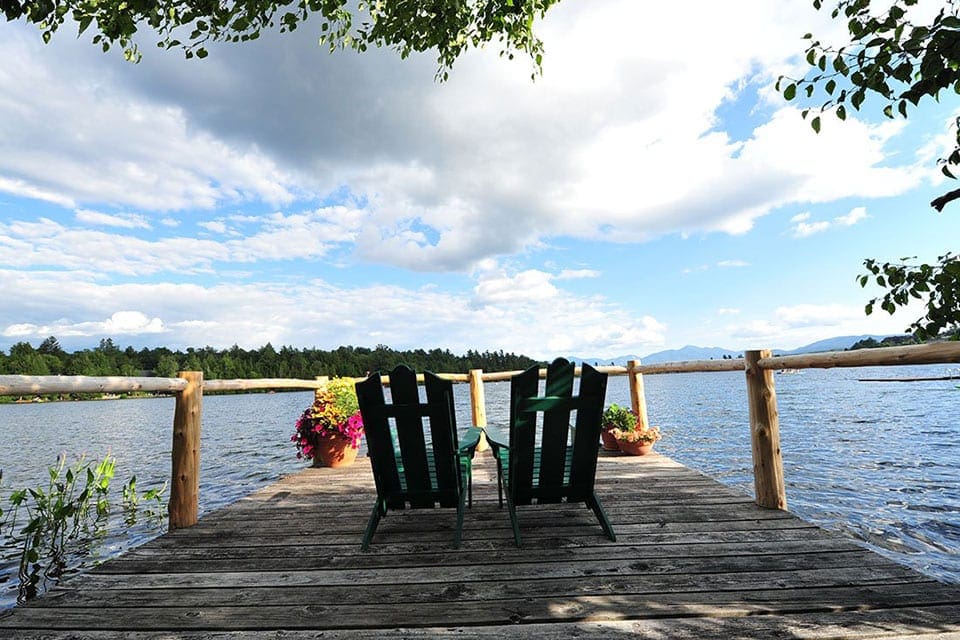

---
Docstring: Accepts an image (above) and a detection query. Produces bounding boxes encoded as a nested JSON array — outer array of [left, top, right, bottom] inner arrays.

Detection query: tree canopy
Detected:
[[780, 0, 960, 339], [0, 0, 559, 77]]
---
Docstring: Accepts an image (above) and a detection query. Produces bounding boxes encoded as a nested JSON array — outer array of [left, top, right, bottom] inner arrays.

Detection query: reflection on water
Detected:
[[1, 364, 958, 609]]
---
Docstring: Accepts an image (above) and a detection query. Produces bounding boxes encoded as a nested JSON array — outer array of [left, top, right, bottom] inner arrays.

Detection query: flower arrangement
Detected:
[[600, 403, 637, 449], [292, 378, 364, 461], [602, 404, 636, 432], [611, 423, 662, 444]]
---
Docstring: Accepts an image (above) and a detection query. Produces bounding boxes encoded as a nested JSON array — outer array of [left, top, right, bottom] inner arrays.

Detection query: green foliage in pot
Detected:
[[601, 404, 635, 432]]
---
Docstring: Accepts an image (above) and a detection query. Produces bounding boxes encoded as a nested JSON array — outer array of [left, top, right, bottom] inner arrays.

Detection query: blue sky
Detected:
[[1, 0, 958, 360]]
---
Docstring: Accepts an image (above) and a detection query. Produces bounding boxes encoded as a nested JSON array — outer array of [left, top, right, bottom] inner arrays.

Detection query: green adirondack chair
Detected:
[[355, 365, 482, 550], [486, 357, 615, 546]]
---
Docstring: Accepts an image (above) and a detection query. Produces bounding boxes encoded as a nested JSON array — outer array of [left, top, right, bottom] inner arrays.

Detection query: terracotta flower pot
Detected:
[[617, 440, 654, 456], [600, 429, 620, 451], [312, 432, 359, 468]]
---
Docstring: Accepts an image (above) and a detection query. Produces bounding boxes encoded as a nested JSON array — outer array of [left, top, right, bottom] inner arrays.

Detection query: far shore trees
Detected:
[[0, 338, 541, 379]]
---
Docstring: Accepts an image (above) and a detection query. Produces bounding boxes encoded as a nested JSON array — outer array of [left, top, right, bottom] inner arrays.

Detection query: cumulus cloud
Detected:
[[0, 269, 665, 359], [199, 220, 228, 234], [0, 2, 943, 359], [75, 209, 152, 229], [3, 311, 165, 339], [557, 269, 601, 280], [835, 207, 868, 226], [0, 30, 302, 214], [790, 207, 869, 238], [0, 0, 931, 272], [0, 207, 363, 276], [472, 270, 559, 306], [683, 260, 750, 274], [723, 301, 917, 349]]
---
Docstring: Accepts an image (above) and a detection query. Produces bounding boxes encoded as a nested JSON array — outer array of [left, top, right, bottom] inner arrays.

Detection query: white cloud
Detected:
[[0, 269, 665, 359], [682, 265, 711, 275], [723, 301, 919, 350], [0, 0, 932, 272], [0, 176, 75, 208], [717, 260, 749, 268], [793, 219, 832, 237], [791, 206, 870, 238], [835, 206, 868, 226], [199, 220, 228, 234], [0, 207, 363, 276], [3, 311, 165, 339], [718, 308, 741, 315], [557, 269, 601, 280], [104, 311, 165, 334], [0, 30, 302, 214], [472, 270, 559, 306], [775, 303, 860, 327], [75, 209, 152, 229], [683, 260, 748, 274], [2, 323, 36, 337]]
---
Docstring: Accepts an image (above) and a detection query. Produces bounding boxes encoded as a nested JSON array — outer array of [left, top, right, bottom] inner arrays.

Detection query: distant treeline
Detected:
[[0, 337, 542, 379], [848, 328, 959, 351]]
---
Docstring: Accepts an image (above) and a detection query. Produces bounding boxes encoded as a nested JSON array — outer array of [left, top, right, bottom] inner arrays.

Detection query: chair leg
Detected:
[[586, 493, 616, 542], [455, 486, 467, 549], [495, 458, 504, 508], [506, 494, 521, 547], [361, 498, 386, 551], [467, 461, 473, 509]]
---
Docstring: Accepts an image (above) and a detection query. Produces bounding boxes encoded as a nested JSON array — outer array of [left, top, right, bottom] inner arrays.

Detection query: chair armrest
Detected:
[[459, 427, 485, 458], [484, 431, 509, 457]]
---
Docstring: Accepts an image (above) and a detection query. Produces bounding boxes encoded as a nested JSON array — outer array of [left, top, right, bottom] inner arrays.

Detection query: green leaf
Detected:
[[811, 116, 821, 133], [783, 83, 797, 100]]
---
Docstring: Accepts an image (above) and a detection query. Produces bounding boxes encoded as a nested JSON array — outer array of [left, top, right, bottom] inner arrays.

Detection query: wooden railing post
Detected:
[[170, 371, 203, 530], [468, 369, 489, 451], [627, 359, 650, 429], [745, 350, 786, 510]]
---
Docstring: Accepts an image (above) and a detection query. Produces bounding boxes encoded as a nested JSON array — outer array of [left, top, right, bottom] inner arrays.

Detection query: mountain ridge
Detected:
[[569, 334, 896, 366]]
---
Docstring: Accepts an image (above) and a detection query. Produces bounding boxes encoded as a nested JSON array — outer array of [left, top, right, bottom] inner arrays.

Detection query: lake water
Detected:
[[1, 364, 958, 609]]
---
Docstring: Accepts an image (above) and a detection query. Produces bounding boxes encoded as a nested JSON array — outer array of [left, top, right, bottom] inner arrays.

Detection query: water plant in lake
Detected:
[[121, 475, 167, 526], [0, 454, 165, 604]]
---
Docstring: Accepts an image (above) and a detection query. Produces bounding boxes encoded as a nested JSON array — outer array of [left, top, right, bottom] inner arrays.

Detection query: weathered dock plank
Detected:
[[2, 451, 959, 638]]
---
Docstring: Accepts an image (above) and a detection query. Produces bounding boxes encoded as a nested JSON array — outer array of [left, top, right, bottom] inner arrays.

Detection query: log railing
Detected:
[[1, 341, 958, 527]]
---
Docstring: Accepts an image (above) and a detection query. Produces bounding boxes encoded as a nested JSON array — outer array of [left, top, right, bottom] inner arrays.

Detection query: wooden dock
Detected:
[[2, 452, 959, 638]]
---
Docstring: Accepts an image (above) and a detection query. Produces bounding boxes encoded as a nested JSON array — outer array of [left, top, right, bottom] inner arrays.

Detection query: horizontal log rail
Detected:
[[757, 341, 960, 370], [0, 375, 189, 396], [1, 341, 957, 528]]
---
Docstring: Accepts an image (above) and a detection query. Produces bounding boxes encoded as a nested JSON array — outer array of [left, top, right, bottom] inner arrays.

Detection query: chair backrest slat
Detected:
[[538, 359, 575, 491], [568, 364, 608, 498], [356, 373, 402, 500], [508, 365, 539, 497], [388, 367, 432, 506], [357, 365, 461, 510], [425, 373, 460, 507], [508, 358, 608, 505]]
